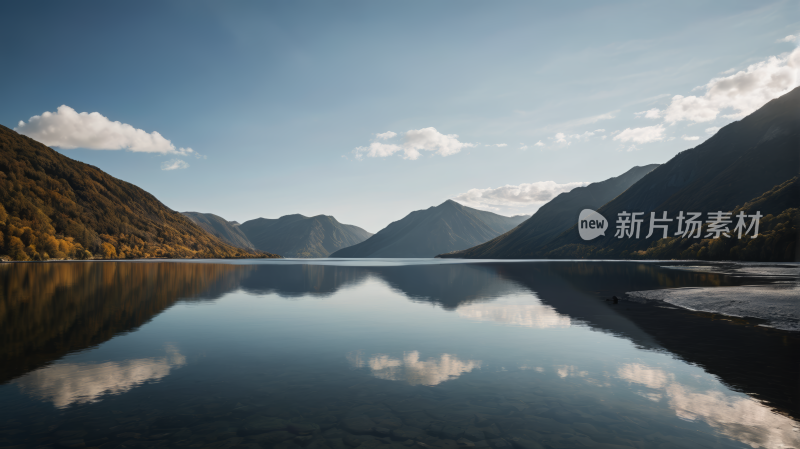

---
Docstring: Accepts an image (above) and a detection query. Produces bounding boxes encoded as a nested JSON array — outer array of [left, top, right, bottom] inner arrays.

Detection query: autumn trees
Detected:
[[0, 125, 279, 261]]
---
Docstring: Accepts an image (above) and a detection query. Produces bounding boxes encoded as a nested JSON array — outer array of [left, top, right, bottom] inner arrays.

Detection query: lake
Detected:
[[0, 260, 797, 449]]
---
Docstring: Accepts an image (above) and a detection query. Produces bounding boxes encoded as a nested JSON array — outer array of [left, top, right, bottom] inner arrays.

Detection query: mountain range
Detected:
[[440, 164, 659, 259], [239, 214, 372, 258], [182, 212, 255, 250], [441, 86, 800, 261], [0, 125, 278, 261], [2, 87, 796, 262], [330, 200, 529, 258]]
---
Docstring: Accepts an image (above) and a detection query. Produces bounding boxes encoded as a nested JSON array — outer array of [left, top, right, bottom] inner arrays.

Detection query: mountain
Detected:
[[0, 125, 279, 260], [329, 200, 530, 258], [584, 176, 797, 261], [239, 214, 372, 258], [442, 86, 800, 261], [538, 85, 800, 260], [438, 164, 659, 259], [182, 212, 255, 250]]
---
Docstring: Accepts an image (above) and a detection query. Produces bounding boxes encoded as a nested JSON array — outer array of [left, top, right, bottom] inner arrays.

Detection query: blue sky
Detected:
[[2, 1, 798, 232]]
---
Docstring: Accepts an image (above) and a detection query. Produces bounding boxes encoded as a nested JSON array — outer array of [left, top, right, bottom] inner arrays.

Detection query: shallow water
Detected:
[[0, 260, 797, 449]]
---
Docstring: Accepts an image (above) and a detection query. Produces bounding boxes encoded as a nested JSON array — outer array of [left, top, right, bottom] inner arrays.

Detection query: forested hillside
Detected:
[[0, 125, 279, 261], [545, 177, 798, 261]]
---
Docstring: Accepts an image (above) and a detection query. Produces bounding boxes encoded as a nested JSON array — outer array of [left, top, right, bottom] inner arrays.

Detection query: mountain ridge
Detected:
[[0, 125, 279, 260], [441, 86, 800, 261], [330, 200, 530, 258], [438, 164, 659, 259], [537, 85, 800, 260], [239, 214, 372, 258], [182, 212, 255, 250]]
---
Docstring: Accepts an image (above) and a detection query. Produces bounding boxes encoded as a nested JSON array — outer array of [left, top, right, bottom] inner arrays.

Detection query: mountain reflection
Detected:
[[240, 263, 519, 308], [239, 264, 369, 297], [617, 363, 800, 449], [1, 260, 796, 425], [493, 262, 800, 422], [372, 264, 522, 309], [347, 350, 481, 386], [13, 345, 186, 409], [0, 261, 252, 384]]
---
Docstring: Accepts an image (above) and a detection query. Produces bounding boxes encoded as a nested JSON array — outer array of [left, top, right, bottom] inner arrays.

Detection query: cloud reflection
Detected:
[[617, 363, 672, 389], [617, 363, 800, 449], [348, 350, 481, 386], [555, 365, 588, 378], [14, 345, 186, 409], [455, 297, 571, 329]]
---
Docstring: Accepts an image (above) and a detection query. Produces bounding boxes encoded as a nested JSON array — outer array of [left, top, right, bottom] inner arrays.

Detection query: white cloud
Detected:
[[453, 180, 589, 213], [15, 105, 195, 155], [493, 143, 508, 147], [161, 159, 189, 171], [635, 108, 662, 119], [681, 135, 700, 141], [613, 124, 666, 144], [662, 46, 800, 123], [519, 144, 528, 150], [549, 129, 606, 146], [777, 34, 798, 43], [539, 110, 617, 133], [375, 131, 397, 140], [354, 127, 474, 160], [566, 111, 616, 126], [705, 126, 721, 135], [534, 141, 545, 147], [570, 130, 605, 141]]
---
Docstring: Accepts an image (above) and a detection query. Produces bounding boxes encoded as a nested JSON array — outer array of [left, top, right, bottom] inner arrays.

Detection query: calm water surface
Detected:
[[0, 260, 797, 449]]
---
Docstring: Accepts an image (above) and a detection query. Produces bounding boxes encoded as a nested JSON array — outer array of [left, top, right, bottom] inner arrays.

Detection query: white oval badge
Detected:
[[578, 209, 608, 241]]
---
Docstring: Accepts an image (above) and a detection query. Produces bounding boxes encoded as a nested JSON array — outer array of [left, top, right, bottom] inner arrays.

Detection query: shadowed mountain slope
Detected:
[[537, 86, 800, 260], [330, 200, 530, 258], [569, 176, 798, 261], [439, 165, 658, 259], [182, 212, 255, 250], [0, 125, 277, 260], [239, 214, 372, 258], [442, 86, 800, 261]]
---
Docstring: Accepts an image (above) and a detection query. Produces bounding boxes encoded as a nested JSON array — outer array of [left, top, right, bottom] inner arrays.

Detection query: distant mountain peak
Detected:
[[330, 201, 530, 258], [438, 164, 660, 259], [239, 214, 372, 258], [181, 212, 256, 251]]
